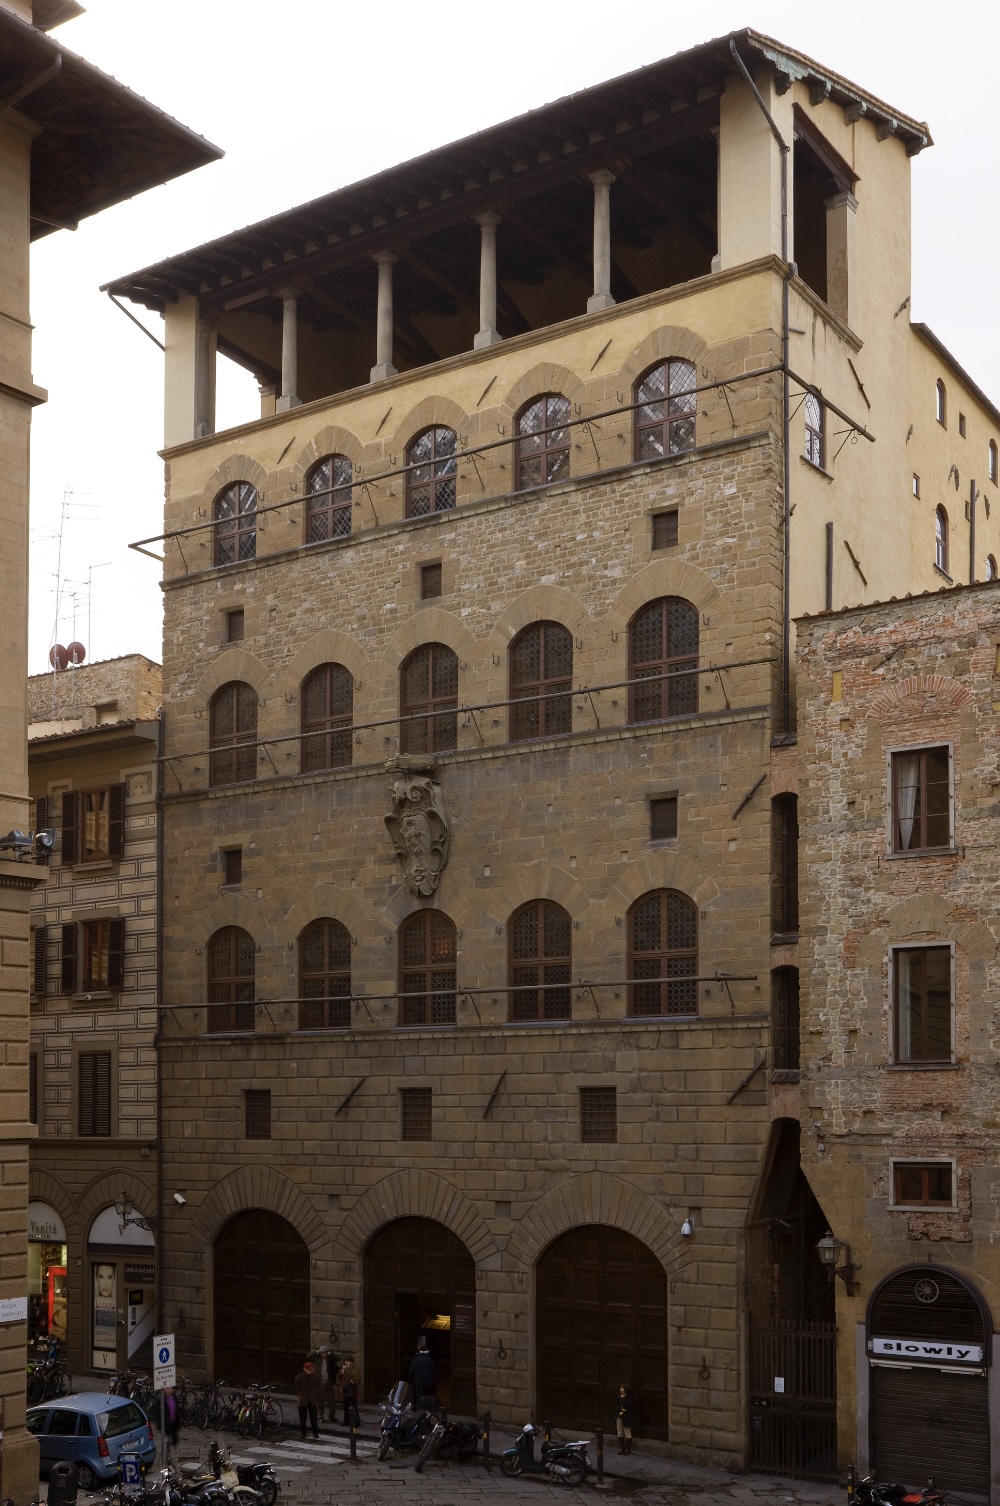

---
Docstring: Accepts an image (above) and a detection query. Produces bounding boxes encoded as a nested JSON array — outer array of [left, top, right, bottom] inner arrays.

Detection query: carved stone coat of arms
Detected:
[[384, 755, 450, 897]]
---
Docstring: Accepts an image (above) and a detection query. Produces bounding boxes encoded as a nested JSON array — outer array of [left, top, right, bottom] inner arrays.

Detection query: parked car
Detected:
[[26, 1391, 156, 1489]]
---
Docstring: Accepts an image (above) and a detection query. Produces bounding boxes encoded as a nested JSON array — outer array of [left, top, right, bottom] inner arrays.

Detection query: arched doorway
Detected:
[[87, 1204, 156, 1372], [536, 1225, 668, 1438], [363, 1218, 476, 1413], [868, 1265, 991, 1499], [214, 1211, 310, 1384]]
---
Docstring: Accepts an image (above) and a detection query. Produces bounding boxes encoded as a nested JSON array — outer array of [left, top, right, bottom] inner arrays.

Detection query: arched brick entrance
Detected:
[[214, 1210, 310, 1384]]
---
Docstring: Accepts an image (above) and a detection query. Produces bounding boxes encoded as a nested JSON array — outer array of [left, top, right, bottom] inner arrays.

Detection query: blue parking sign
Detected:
[[119, 1454, 143, 1494]]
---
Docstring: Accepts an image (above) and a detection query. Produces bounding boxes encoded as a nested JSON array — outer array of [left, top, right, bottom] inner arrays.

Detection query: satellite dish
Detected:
[[67, 641, 86, 665], [49, 644, 69, 671]]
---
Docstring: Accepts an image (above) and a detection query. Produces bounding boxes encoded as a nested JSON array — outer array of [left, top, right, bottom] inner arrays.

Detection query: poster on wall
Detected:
[[92, 1262, 117, 1369]]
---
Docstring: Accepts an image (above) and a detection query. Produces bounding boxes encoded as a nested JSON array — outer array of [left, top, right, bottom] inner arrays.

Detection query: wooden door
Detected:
[[214, 1210, 310, 1385]]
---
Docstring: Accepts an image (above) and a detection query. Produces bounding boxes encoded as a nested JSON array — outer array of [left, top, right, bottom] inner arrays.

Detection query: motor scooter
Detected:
[[375, 1383, 432, 1460], [499, 1424, 590, 1486], [853, 1476, 949, 1506]]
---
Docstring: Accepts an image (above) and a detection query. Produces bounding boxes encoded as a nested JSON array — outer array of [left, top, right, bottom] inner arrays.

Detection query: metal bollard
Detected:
[[596, 1429, 604, 1485], [483, 1411, 491, 1471], [544, 1419, 552, 1444], [350, 1422, 357, 1462]]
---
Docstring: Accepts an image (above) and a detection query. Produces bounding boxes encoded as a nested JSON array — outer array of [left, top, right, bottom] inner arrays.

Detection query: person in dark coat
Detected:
[[294, 1359, 322, 1440], [615, 1383, 635, 1454], [407, 1338, 437, 1405], [315, 1344, 337, 1422], [339, 1359, 359, 1427]]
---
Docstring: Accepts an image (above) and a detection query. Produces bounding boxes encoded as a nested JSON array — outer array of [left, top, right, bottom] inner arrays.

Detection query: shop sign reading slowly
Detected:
[[870, 1336, 984, 1365]]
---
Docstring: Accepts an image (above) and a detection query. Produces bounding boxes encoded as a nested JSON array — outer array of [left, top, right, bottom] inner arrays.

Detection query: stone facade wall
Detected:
[[28, 655, 161, 732], [795, 582, 1000, 1469]]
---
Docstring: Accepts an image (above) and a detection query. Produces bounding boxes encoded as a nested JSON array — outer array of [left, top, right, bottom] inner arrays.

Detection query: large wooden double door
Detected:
[[214, 1210, 310, 1385]]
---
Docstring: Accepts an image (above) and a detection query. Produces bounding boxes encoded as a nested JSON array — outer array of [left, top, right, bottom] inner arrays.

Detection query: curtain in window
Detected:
[[895, 752, 920, 850], [895, 949, 914, 1060]]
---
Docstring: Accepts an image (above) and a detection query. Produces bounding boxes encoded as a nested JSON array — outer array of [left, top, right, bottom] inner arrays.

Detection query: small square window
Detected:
[[651, 510, 679, 551], [959, 413, 967, 438], [244, 1088, 271, 1139], [892, 1161, 954, 1208], [95, 701, 119, 726], [222, 848, 243, 886], [420, 563, 443, 600], [650, 796, 678, 841], [227, 609, 245, 643], [912, 474, 920, 498], [580, 1086, 617, 1143], [891, 746, 951, 853], [400, 1087, 432, 1141]]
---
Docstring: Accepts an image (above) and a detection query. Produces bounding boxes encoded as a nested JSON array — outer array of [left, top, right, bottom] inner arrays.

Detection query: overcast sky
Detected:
[[26, 0, 1000, 673]]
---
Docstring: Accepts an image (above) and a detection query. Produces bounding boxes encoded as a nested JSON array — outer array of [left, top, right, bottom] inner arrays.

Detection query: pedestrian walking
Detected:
[[339, 1359, 360, 1427], [315, 1344, 337, 1422], [162, 1385, 180, 1467], [615, 1382, 635, 1454], [407, 1337, 437, 1406], [295, 1358, 322, 1440]]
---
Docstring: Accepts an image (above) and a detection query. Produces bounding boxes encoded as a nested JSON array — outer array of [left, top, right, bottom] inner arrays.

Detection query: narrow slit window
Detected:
[[420, 563, 443, 600], [244, 1089, 271, 1140], [580, 1086, 617, 1143], [652, 510, 679, 550], [650, 796, 678, 841], [400, 1087, 432, 1141]]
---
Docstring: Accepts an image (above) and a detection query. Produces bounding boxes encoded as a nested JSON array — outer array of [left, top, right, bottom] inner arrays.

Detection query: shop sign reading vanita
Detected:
[[870, 1336, 983, 1365]]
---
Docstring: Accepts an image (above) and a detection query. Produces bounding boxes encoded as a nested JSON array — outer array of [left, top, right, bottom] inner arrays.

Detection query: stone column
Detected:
[[587, 169, 616, 313], [370, 252, 398, 382], [194, 315, 215, 438], [276, 287, 301, 412], [825, 191, 858, 329], [474, 212, 502, 349]]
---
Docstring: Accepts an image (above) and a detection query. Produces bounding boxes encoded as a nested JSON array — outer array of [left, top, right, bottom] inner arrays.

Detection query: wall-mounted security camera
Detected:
[[173, 1193, 187, 1206]]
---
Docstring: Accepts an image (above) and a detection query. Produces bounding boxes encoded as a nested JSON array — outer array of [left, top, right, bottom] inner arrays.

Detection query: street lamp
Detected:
[[115, 1191, 157, 1236], [816, 1231, 860, 1296]]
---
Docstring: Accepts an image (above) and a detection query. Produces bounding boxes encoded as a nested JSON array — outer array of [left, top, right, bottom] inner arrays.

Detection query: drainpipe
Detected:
[[969, 478, 977, 584], [729, 40, 793, 735], [154, 708, 165, 1334]]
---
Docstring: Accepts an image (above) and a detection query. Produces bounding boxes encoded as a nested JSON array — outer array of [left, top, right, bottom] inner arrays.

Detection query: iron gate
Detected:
[[749, 1319, 836, 1479]]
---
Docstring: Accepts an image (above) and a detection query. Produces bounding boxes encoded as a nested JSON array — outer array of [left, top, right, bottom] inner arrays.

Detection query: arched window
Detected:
[[214, 482, 257, 567], [509, 621, 573, 741], [306, 455, 352, 543], [398, 910, 456, 1026], [515, 394, 571, 490], [399, 644, 458, 754], [299, 919, 351, 1030], [406, 427, 458, 517], [987, 554, 998, 582], [508, 900, 571, 1022], [207, 926, 255, 1033], [804, 392, 824, 468], [627, 890, 697, 1017], [628, 597, 699, 723], [300, 663, 353, 772], [989, 440, 998, 485], [935, 379, 947, 427], [634, 359, 696, 461], [935, 505, 949, 573], [209, 682, 257, 786]]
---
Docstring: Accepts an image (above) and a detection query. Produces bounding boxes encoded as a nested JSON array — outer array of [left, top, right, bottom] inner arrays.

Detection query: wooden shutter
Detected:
[[108, 783, 126, 858], [61, 790, 80, 865], [34, 794, 49, 833], [79, 1051, 112, 1137], [108, 918, 126, 990], [61, 923, 77, 994], [33, 924, 47, 997]]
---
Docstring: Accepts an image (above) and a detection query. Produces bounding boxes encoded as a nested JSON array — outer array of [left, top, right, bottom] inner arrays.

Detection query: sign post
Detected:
[[119, 1454, 143, 1497], [153, 1333, 175, 1469]]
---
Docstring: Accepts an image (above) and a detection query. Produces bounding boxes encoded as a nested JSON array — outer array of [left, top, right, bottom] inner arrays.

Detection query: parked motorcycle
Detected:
[[205, 1440, 279, 1506], [413, 1411, 482, 1471], [853, 1477, 948, 1506], [499, 1424, 590, 1486], [375, 1384, 432, 1460], [160, 1463, 261, 1506]]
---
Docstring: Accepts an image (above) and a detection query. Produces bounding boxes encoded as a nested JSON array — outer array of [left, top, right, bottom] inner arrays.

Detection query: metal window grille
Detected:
[[990, 441, 998, 486], [893, 1162, 953, 1207], [771, 793, 799, 934], [634, 360, 696, 461], [628, 597, 699, 723], [509, 900, 571, 1021], [300, 663, 353, 772], [935, 507, 949, 572], [222, 847, 243, 886], [509, 621, 573, 741], [214, 481, 257, 567], [244, 1089, 271, 1140], [399, 643, 458, 754], [420, 562, 443, 599], [580, 1086, 617, 1143], [515, 394, 571, 490], [892, 746, 950, 853], [771, 967, 800, 1071], [78, 1051, 112, 1137], [406, 427, 457, 517], [227, 609, 245, 642], [299, 919, 352, 1029], [209, 682, 258, 785], [893, 946, 952, 1063], [29, 1052, 37, 1125], [207, 927, 256, 1033], [306, 454, 353, 543], [652, 510, 678, 550], [804, 393, 824, 468], [649, 796, 678, 841], [628, 889, 698, 1017], [400, 1087, 432, 1141], [398, 911, 456, 1026]]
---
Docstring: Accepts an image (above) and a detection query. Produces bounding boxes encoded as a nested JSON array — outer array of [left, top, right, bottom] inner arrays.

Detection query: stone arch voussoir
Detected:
[[485, 586, 593, 657], [190, 1166, 330, 1257], [200, 453, 270, 511], [387, 395, 471, 456], [281, 630, 371, 695], [287, 424, 366, 484], [77, 1170, 156, 1242], [382, 609, 479, 672], [193, 647, 271, 706], [506, 1173, 686, 1274], [498, 362, 589, 423], [339, 1170, 501, 1270], [871, 674, 974, 717], [608, 559, 720, 634], [29, 1167, 76, 1239], [618, 325, 711, 394]]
